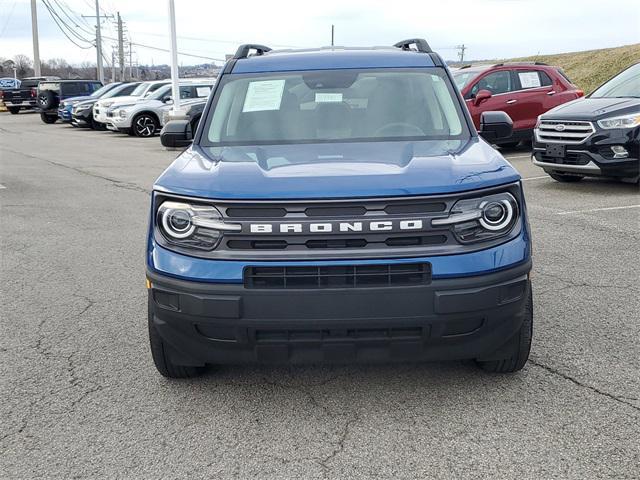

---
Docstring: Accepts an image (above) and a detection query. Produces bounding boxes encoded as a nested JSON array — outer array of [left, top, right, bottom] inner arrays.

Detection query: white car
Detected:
[[103, 80, 215, 137], [93, 80, 170, 126]]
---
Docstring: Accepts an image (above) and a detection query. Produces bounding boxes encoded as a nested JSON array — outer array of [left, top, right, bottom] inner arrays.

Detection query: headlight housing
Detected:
[[118, 109, 129, 118], [597, 113, 640, 129], [432, 192, 519, 243], [156, 200, 240, 251], [75, 104, 91, 112]]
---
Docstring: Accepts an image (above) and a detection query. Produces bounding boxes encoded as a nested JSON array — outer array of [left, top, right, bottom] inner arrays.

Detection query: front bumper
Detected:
[[148, 258, 532, 366], [57, 107, 73, 122]]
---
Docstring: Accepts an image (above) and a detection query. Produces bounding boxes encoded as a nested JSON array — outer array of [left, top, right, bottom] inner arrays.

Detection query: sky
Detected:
[[1, 0, 639, 66]]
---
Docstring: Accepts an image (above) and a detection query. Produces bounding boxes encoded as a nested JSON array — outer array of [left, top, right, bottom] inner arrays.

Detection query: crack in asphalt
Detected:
[[3, 147, 151, 195], [529, 360, 640, 413], [535, 270, 633, 296], [260, 373, 359, 472]]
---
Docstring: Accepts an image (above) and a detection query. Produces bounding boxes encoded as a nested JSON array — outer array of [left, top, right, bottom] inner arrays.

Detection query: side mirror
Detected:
[[479, 111, 513, 142], [160, 119, 193, 148], [473, 89, 492, 106], [163, 96, 173, 104]]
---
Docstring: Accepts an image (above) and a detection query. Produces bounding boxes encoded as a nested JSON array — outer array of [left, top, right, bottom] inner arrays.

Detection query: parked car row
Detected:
[[0, 77, 214, 138]]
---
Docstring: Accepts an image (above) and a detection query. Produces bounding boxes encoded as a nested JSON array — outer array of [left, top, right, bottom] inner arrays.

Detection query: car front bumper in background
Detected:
[[532, 149, 639, 178]]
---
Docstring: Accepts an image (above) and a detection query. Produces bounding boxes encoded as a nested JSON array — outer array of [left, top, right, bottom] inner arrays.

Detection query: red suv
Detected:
[[453, 62, 583, 146]]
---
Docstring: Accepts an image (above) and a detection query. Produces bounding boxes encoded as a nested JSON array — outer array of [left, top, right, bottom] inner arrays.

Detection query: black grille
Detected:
[[244, 263, 431, 289]]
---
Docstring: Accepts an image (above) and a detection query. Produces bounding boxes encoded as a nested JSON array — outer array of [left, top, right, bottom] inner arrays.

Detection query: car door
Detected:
[[506, 69, 555, 131], [465, 69, 518, 131]]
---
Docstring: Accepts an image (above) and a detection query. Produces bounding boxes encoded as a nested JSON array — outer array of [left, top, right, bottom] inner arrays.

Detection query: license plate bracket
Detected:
[[545, 144, 565, 158]]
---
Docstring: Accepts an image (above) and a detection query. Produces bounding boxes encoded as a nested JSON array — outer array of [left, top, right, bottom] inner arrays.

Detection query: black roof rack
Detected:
[[493, 61, 548, 67], [233, 44, 272, 60], [393, 38, 432, 54]]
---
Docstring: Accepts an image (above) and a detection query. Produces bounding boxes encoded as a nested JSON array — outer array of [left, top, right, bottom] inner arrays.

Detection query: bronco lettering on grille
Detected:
[[248, 220, 424, 234]]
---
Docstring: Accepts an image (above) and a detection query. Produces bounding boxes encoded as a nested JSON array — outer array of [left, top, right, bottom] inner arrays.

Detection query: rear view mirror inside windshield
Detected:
[[303, 71, 358, 89]]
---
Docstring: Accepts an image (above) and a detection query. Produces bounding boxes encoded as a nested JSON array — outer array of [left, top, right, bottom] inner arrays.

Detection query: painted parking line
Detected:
[[522, 175, 549, 181], [557, 204, 640, 215], [503, 154, 533, 160], [0, 184, 6, 189]]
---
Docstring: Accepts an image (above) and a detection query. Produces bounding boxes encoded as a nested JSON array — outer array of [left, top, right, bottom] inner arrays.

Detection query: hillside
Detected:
[[500, 44, 640, 94]]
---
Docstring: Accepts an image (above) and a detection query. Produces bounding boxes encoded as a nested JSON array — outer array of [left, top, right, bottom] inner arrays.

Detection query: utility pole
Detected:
[[168, 0, 181, 114], [82, 4, 112, 83], [117, 12, 125, 81], [331, 25, 334, 46], [129, 41, 133, 80], [111, 48, 116, 82], [30, 0, 41, 76], [94, 0, 103, 82], [456, 44, 467, 63]]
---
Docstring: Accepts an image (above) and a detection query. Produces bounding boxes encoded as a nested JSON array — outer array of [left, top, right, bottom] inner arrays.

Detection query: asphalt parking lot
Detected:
[[1, 111, 639, 479]]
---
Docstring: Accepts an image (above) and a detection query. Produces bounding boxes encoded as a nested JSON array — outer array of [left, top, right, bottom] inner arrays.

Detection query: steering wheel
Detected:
[[374, 122, 425, 137]]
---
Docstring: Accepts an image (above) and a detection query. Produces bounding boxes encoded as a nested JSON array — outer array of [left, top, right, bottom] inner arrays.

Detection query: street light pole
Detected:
[[168, 0, 180, 114]]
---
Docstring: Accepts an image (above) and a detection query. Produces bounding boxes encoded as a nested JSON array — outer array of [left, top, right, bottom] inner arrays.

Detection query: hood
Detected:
[[61, 95, 92, 105], [542, 97, 640, 121], [74, 98, 98, 107], [97, 95, 140, 107], [154, 138, 520, 200]]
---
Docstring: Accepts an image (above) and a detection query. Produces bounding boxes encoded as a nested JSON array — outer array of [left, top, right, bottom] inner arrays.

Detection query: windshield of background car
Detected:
[[202, 68, 469, 146], [452, 68, 488, 91], [90, 84, 114, 98], [130, 82, 151, 96], [590, 63, 640, 98]]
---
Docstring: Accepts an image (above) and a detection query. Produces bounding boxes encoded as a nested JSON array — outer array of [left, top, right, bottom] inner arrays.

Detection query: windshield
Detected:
[[590, 63, 640, 98], [149, 85, 171, 100], [202, 68, 468, 146], [452, 68, 487, 91], [130, 82, 150, 97], [90, 84, 114, 98]]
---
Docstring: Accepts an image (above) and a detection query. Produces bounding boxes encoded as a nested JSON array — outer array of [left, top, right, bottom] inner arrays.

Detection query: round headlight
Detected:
[[479, 200, 513, 231], [161, 207, 195, 239]]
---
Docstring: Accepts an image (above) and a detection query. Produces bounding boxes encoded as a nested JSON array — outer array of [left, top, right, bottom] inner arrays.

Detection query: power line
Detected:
[[0, 0, 18, 37], [41, 0, 95, 49]]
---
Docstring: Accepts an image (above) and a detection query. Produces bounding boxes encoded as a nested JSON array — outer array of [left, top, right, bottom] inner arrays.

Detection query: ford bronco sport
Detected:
[[148, 39, 533, 378]]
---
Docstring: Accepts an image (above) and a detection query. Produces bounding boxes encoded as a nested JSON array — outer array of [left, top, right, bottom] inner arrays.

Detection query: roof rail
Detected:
[[233, 44, 272, 60], [393, 38, 432, 54], [493, 61, 548, 67]]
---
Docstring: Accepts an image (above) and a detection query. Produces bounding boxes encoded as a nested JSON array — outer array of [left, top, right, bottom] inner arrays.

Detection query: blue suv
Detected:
[[149, 39, 533, 378]]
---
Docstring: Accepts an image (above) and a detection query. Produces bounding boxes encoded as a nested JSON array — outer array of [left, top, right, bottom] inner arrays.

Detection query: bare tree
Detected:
[[13, 54, 33, 78]]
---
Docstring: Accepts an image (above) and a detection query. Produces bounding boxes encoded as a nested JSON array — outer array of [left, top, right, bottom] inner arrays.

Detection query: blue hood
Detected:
[[154, 138, 520, 200]]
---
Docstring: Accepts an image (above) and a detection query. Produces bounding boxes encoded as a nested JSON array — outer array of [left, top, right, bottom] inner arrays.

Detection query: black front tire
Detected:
[[476, 287, 533, 373], [499, 141, 520, 149], [548, 172, 584, 183], [40, 113, 57, 124], [8, 107, 20, 114], [132, 113, 159, 137], [148, 299, 203, 378]]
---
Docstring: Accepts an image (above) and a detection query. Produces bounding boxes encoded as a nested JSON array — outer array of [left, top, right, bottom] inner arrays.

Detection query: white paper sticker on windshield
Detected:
[[243, 80, 285, 112], [196, 86, 211, 97], [315, 93, 343, 103], [518, 72, 541, 88]]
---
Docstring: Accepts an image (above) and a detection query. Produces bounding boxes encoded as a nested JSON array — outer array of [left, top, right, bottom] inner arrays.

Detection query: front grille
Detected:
[[536, 120, 595, 144], [536, 152, 590, 165], [244, 263, 431, 289], [155, 183, 522, 260]]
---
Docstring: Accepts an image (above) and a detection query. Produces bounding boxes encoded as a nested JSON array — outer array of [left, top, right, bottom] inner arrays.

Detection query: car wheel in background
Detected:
[[40, 113, 57, 124], [91, 120, 106, 130], [37, 91, 56, 110], [548, 172, 584, 183], [499, 141, 520, 149], [132, 113, 159, 138], [8, 107, 20, 114]]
